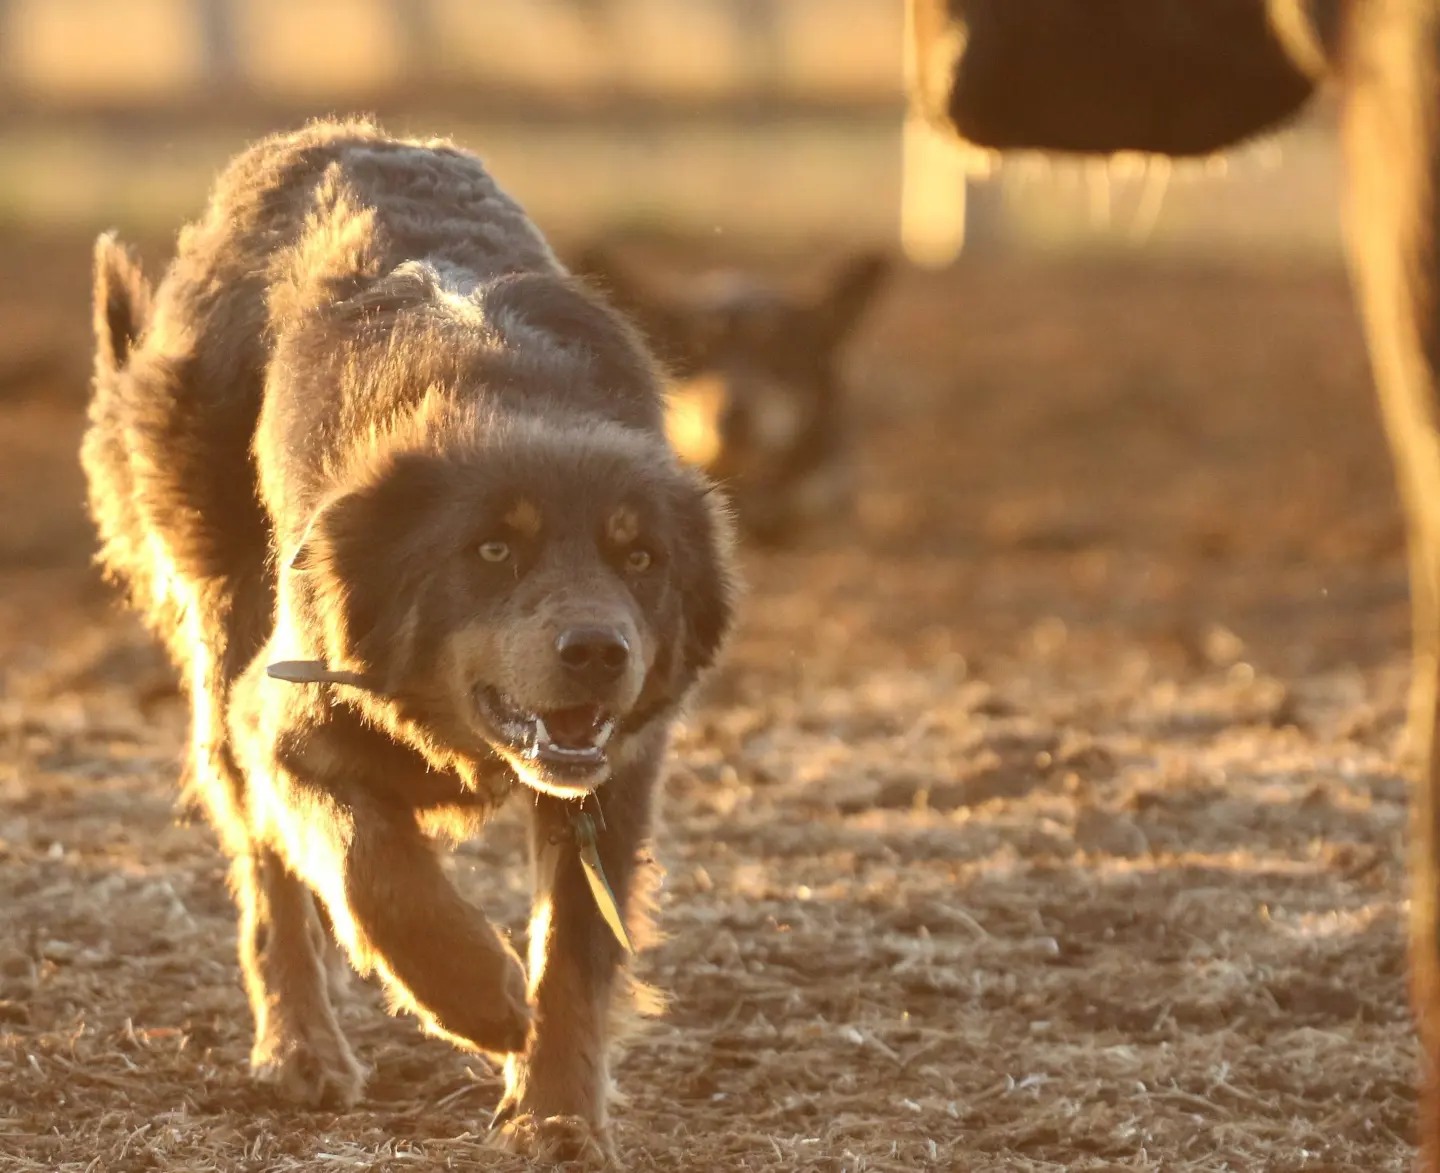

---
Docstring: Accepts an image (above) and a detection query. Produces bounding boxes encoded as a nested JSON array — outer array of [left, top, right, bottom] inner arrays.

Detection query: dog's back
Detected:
[[82, 119, 577, 833]]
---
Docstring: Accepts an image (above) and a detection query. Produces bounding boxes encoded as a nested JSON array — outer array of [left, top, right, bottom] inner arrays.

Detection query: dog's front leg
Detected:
[[259, 763, 531, 1057], [235, 845, 365, 1106], [494, 757, 661, 1160]]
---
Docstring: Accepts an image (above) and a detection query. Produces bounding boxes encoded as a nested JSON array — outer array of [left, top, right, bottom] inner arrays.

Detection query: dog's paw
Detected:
[[251, 1020, 366, 1108], [427, 949, 531, 1054], [491, 1112, 613, 1166]]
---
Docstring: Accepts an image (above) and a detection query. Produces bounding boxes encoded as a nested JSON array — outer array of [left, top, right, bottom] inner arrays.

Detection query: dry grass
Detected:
[[0, 235, 1418, 1170]]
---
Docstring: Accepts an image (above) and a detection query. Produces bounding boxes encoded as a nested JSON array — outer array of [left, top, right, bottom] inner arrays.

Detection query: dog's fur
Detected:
[[81, 119, 736, 1157], [572, 246, 890, 544]]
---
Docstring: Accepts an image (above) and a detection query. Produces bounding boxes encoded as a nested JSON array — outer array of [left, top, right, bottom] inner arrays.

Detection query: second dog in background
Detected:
[[574, 246, 890, 545]]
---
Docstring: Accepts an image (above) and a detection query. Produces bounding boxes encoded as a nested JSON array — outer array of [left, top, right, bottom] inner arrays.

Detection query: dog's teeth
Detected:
[[529, 716, 551, 758], [594, 720, 615, 748]]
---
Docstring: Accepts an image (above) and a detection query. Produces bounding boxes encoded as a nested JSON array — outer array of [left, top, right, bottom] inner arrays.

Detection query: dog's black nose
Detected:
[[556, 626, 630, 689]]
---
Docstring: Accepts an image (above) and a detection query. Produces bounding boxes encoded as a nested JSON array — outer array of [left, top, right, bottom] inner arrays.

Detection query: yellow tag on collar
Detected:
[[572, 811, 634, 954]]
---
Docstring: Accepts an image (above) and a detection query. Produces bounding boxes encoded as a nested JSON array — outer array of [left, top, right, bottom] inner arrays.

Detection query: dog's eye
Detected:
[[478, 540, 511, 563], [625, 548, 653, 573]]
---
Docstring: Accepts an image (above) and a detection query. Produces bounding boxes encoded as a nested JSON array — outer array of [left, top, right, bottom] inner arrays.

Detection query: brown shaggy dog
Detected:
[[81, 119, 737, 1159]]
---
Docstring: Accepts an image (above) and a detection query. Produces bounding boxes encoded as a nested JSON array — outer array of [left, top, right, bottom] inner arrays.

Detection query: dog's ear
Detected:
[[669, 469, 741, 679], [93, 231, 153, 375], [288, 481, 374, 574], [810, 251, 891, 349], [289, 451, 452, 570], [286, 455, 450, 663], [287, 504, 333, 573]]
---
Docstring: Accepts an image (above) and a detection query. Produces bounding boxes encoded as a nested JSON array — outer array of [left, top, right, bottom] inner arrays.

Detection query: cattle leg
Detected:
[[1339, 3, 1440, 1164]]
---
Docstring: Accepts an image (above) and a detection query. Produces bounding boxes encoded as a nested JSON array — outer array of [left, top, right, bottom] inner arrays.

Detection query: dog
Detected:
[[81, 118, 737, 1160], [572, 245, 890, 545]]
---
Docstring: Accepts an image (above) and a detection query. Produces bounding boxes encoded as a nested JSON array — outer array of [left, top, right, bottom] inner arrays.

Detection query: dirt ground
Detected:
[[0, 228, 1419, 1172]]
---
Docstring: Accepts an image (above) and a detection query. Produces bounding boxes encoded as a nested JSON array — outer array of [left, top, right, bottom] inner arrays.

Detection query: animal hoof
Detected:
[[251, 1024, 366, 1108], [491, 1112, 613, 1166]]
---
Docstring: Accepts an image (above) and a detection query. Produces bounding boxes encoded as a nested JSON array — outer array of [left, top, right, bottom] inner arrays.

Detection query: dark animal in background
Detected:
[[82, 118, 736, 1161], [905, 0, 1440, 1160], [572, 245, 890, 544]]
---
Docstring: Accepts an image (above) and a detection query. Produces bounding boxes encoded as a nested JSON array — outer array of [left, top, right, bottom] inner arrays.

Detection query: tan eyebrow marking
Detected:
[[504, 498, 542, 538], [607, 506, 640, 545]]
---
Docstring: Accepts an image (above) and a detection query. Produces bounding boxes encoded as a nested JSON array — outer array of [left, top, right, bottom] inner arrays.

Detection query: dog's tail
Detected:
[[81, 231, 270, 842], [93, 231, 153, 377], [85, 228, 271, 637], [83, 233, 160, 619]]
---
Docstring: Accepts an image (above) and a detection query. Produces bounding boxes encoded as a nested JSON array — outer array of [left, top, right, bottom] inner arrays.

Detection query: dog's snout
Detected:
[[556, 626, 631, 689]]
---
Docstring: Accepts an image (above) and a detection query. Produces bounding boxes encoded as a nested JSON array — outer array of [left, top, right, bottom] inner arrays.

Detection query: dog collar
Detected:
[[266, 658, 378, 690]]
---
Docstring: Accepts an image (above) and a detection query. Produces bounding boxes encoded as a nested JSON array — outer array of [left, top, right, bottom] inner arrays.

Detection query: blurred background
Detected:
[[0, 0, 1356, 559], [0, 0, 1341, 255]]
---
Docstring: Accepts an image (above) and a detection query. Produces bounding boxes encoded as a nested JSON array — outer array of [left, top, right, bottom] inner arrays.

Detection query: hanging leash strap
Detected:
[[569, 802, 634, 955]]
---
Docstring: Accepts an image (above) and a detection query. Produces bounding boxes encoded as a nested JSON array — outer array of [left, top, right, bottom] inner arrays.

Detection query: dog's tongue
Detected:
[[542, 704, 605, 748]]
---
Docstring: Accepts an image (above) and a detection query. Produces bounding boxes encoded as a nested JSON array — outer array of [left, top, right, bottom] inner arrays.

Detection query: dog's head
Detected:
[[572, 247, 890, 544], [285, 368, 736, 799]]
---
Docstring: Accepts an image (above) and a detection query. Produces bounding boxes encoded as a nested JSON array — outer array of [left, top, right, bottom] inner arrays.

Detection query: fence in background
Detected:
[[0, 0, 903, 113]]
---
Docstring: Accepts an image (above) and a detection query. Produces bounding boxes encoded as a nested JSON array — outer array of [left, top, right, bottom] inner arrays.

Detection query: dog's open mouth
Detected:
[[475, 686, 617, 777]]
